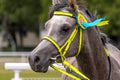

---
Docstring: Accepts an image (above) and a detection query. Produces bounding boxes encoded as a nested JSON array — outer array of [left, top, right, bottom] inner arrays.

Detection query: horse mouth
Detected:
[[35, 65, 49, 73], [31, 61, 52, 73]]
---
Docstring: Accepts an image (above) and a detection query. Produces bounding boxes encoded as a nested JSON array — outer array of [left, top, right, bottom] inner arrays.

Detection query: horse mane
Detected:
[[100, 33, 109, 45]]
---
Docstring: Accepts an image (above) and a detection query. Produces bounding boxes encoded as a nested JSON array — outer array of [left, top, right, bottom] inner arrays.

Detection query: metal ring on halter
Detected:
[[50, 55, 65, 63]]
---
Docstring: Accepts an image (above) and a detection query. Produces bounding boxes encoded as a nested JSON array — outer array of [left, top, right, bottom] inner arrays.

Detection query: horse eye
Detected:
[[61, 24, 70, 33]]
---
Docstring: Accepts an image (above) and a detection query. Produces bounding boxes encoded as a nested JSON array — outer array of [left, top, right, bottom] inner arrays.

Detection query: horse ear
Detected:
[[52, 0, 60, 5], [69, 0, 78, 11], [52, 0, 66, 5]]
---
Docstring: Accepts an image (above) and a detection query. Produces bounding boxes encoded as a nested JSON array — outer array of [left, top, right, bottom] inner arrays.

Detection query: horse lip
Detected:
[[33, 61, 51, 73], [40, 66, 49, 73], [32, 64, 49, 73]]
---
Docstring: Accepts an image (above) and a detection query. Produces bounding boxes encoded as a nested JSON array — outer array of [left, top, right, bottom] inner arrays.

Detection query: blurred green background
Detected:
[[86, 0, 120, 48], [0, 0, 120, 51]]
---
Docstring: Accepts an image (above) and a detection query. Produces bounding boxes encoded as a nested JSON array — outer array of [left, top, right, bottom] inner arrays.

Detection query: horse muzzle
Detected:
[[28, 40, 59, 73], [28, 54, 50, 73]]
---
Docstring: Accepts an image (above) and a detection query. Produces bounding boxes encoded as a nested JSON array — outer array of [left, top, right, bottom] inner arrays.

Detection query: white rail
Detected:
[[5, 63, 64, 80], [5, 63, 31, 80], [0, 52, 30, 56], [0, 52, 30, 62]]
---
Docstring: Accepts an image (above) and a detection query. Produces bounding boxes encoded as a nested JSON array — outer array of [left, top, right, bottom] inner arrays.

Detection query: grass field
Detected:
[[0, 65, 61, 80], [0, 57, 62, 80]]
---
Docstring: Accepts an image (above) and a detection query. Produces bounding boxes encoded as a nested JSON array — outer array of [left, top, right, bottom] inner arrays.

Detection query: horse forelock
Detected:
[[48, 1, 88, 19]]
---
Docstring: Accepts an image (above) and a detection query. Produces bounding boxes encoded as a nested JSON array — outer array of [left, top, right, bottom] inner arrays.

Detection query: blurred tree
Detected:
[[85, 0, 120, 47], [0, 0, 42, 48], [85, 0, 120, 35], [38, 0, 52, 23]]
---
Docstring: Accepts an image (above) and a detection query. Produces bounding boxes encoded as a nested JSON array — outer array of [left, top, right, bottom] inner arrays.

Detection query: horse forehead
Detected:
[[50, 15, 75, 25]]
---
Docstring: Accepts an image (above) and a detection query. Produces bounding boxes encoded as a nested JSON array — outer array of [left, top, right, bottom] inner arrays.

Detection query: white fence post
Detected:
[[12, 70, 22, 80], [5, 63, 31, 80]]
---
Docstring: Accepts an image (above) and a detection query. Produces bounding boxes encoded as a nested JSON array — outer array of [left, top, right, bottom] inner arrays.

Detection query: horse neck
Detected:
[[76, 28, 109, 80]]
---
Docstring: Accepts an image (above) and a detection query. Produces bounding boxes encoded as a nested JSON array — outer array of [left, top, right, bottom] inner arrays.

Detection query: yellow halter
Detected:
[[43, 11, 109, 80], [43, 11, 89, 80]]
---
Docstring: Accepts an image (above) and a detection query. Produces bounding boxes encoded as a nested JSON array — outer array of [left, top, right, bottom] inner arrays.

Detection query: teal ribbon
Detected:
[[82, 17, 106, 29]]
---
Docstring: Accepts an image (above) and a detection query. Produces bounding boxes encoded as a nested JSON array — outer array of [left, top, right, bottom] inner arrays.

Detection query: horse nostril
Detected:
[[34, 56, 40, 64]]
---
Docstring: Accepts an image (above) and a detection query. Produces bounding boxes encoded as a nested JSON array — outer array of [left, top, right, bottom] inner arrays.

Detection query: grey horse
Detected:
[[29, 0, 120, 80]]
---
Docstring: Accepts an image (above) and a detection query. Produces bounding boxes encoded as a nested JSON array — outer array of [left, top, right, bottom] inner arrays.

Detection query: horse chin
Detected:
[[30, 61, 51, 73], [33, 64, 49, 73], [39, 66, 49, 73]]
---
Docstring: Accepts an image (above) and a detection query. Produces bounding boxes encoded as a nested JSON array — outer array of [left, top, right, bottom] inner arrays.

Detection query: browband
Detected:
[[54, 11, 109, 29]]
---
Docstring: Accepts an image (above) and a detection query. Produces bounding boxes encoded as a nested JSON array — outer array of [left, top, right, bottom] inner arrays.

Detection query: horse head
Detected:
[[28, 0, 109, 79], [29, 0, 89, 72], [29, 0, 120, 80]]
